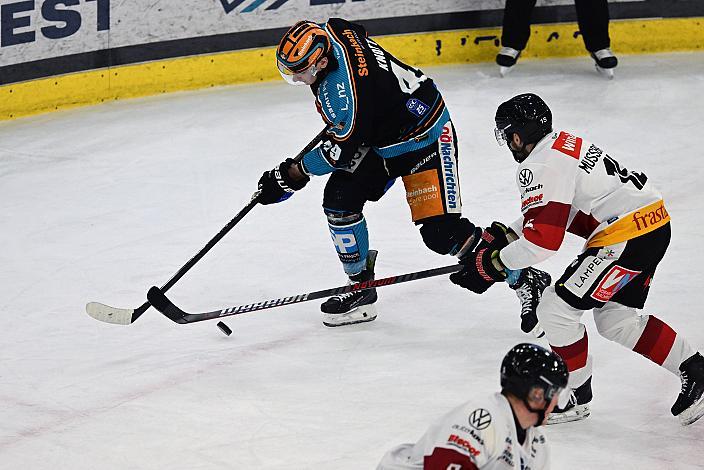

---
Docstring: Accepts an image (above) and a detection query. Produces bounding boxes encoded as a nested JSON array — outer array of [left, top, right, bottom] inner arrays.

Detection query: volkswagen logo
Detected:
[[468, 408, 492, 430], [519, 168, 534, 187]]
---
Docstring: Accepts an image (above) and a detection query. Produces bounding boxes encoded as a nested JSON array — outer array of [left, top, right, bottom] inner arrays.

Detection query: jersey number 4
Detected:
[[603, 154, 648, 190], [390, 61, 427, 94]]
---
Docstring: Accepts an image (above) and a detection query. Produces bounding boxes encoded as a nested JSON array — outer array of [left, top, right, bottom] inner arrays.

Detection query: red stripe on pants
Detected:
[[551, 332, 589, 372], [633, 316, 676, 365]]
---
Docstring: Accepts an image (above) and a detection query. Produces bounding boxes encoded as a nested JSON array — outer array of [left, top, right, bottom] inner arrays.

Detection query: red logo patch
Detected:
[[590, 265, 641, 302], [551, 131, 582, 159]]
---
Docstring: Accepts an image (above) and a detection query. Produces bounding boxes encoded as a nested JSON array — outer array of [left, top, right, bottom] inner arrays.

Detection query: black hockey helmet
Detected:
[[494, 93, 552, 151], [500, 343, 568, 406]]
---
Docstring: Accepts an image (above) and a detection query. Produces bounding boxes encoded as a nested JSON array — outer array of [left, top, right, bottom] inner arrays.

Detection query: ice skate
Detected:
[[591, 48, 618, 79], [321, 250, 378, 327], [547, 377, 592, 425], [671, 352, 704, 425], [496, 47, 521, 77], [510, 267, 551, 338]]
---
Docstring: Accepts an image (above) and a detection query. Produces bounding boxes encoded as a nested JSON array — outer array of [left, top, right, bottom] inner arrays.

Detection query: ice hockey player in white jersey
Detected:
[[378, 343, 568, 469], [451, 93, 704, 426]]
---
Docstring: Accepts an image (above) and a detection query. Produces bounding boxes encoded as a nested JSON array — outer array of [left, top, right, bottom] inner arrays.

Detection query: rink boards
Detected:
[[1, 8, 702, 121]]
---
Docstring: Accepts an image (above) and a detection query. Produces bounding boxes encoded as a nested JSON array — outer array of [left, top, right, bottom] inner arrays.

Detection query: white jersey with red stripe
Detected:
[[500, 130, 666, 270], [377, 393, 550, 470]]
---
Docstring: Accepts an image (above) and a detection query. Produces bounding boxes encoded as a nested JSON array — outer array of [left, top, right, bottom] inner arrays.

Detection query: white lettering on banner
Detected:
[[3, 1, 637, 69], [1, 0, 109, 48], [439, 123, 459, 211]]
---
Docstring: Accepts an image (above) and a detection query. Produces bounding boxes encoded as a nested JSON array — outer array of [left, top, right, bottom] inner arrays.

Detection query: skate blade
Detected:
[[546, 404, 591, 425], [595, 65, 614, 79], [678, 395, 704, 426], [499, 65, 514, 77], [322, 303, 377, 327]]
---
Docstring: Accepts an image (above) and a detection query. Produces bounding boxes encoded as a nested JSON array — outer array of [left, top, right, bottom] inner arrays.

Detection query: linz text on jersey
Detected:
[[579, 144, 603, 174], [342, 29, 368, 76]]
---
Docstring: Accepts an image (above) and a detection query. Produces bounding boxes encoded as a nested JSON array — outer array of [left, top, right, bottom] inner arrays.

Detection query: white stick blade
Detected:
[[85, 302, 135, 325]]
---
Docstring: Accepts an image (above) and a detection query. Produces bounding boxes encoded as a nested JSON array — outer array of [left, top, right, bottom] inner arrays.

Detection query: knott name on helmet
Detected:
[[342, 29, 369, 76], [351, 277, 397, 291]]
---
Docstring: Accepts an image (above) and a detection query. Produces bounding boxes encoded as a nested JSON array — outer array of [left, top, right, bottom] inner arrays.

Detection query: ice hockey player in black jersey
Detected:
[[256, 18, 552, 329]]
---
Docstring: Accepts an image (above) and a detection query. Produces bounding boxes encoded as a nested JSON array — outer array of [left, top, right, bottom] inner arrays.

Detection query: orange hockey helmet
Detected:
[[276, 21, 331, 79]]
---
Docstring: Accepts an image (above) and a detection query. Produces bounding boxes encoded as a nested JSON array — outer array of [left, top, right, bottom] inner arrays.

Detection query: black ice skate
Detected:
[[671, 352, 704, 425], [590, 48, 618, 79], [510, 267, 551, 338], [496, 47, 521, 77], [547, 377, 593, 425], [321, 250, 378, 327]]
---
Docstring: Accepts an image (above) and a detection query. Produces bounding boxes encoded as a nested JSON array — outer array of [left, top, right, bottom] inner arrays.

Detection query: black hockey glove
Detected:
[[257, 158, 310, 205], [450, 247, 507, 294], [475, 221, 515, 252]]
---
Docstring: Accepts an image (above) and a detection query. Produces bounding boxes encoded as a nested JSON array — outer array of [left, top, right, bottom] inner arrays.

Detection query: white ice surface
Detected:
[[1, 53, 704, 469]]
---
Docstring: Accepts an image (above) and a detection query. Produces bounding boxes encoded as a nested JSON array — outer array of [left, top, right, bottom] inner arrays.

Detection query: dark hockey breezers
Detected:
[[671, 352, 704, 425], [321, 250, 378, 327]]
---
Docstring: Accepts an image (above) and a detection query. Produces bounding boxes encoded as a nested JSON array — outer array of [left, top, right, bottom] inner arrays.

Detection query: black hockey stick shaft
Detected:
[[147, 264, 463, 324], [88, 127, 328, 324], [129, 127, 328, 322]]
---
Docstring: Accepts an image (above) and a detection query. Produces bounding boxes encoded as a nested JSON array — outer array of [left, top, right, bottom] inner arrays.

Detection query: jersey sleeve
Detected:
[[499, 158, 577, 270], [301, 133, 364, 175]]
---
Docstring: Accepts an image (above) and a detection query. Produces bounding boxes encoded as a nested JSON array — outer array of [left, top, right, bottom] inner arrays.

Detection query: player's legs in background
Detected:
[[497, 0, 537, 75], [575, 0, 618, 76], [320, 150, 393, 327]]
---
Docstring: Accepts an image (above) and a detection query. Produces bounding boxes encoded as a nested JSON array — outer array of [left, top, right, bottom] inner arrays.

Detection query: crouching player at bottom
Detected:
[[451, 93, 704, 426], [377, 343, 568, 469]]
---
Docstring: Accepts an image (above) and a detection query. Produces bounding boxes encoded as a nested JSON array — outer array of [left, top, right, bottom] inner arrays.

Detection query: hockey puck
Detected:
[[217, 321, 232, 336]]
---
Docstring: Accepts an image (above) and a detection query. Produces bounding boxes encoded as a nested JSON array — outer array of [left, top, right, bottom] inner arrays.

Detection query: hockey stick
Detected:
[[85, 127, 329, 325], [147, 264, 464, 324]]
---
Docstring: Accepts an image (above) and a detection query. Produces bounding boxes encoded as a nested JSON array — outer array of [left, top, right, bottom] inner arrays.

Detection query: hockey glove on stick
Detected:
[[450, 221, 515, 293], [257, 158, 310, 205], [450, 247, 508, 294], [476, 221, 516, 252]]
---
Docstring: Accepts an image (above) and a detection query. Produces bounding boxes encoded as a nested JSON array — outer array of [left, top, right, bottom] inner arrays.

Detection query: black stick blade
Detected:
[[147, 286, 189, 324]]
